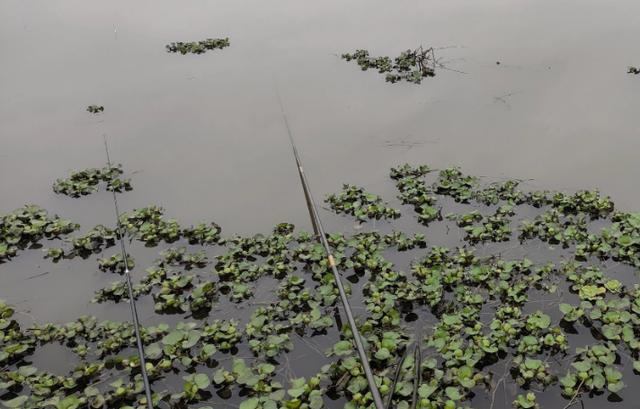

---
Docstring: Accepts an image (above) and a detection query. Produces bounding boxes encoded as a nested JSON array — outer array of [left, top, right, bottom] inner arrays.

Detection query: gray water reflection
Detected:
[[2, 0, 640, 233]]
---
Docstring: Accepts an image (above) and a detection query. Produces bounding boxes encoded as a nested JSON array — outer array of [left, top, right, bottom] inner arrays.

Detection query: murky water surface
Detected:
[[1, 0, 640, 408]]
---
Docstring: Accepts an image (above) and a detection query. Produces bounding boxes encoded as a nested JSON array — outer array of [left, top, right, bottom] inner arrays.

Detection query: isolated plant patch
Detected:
[[166, 38, 230, 55], [86, 105, 104, 114], [628, 66, 640, 75], [3, 163, 640, 409], [341, 46, 436, 84], [53, 165, 132, 197]]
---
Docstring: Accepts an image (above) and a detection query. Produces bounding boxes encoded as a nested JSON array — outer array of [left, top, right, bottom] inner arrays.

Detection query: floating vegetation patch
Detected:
[[629, 66, 640, 75], [4, 164, 640, 409], [326, 184, 400, 222], [0, 205, 78, 263], [86, 105, 104, 114], [446, 204, 514, 243], [341, 46, 436, 84], [53, 165, 132, 197], [165, 38, 230, 55]]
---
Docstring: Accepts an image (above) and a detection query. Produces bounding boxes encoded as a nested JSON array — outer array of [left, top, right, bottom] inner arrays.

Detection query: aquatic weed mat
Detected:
[[2, 164, 640, 409]]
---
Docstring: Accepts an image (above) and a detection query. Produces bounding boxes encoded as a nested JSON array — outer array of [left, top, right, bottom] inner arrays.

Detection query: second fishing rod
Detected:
[[277, 96, 385, 409], [103, 136, 154, 409]]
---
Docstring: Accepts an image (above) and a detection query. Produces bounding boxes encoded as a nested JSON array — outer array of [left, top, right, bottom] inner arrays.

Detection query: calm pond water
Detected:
[[1, 0, 640, 408]]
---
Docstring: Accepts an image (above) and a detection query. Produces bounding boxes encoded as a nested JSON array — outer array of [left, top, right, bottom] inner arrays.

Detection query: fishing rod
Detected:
[[276, 95, 385, 409], [103, 136, 154, 409]]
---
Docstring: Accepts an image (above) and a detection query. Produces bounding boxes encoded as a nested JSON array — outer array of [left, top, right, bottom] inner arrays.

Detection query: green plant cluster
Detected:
[[390, 164, 439, 224], [0, 205, 78, 263], [53, 165, 132, 197], [629, 66, 639, 75], [97, 253, 135, 274], [166, 38, 230, 55], [447, 204, 514, 243], [4, 164, 640, 409], [341, 47, 436, 84], [326, 184, 400, 222]]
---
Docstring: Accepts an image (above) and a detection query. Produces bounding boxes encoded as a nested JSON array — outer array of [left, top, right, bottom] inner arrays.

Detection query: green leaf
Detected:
[[375, 348, 391, 360], [602, 324, 621, 340], [194, 373, 210, 390], [418, 382, 437, 399], [608, 381, 625, 393], [57, 396, 80, 409], [239, 397, 259, 409], [201, 343, 217, 358], [258, 363, 275, 375], [333, 340, 352, 356], [145, 343, 162, 359], [286, 379, 307, 399], [559, 303, 573, 314], [2, 396, 28, 408], [182, 330, 202, 348], [571, 360, 591, 372], [309, 390, 324, 409], [445, 386, 462, 401], [162, 330, 183, 346], [617, 235, 634, 247], [17, 366, 37, 377], [524, 358, 541, 370]]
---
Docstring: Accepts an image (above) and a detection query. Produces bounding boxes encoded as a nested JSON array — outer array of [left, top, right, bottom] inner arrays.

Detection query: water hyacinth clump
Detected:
[[0, 205, 78, 263], [3, 163, 640, 409], [166, 38, 230, 55], [326, 184, 401, 222], [53, 165, 132, 197], [341, 46, 436, 84]]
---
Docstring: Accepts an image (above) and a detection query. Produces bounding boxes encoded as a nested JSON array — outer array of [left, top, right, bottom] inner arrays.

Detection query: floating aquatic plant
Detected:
[[166, 38, 230, 55], [0, 205, 78, 263], [513, 392, 539, 409], [183, 222, 223, 245], [341, 46, 436, 84], [5, 163, 640, 409], [628, 66, 639, 75], [53, 165, 132, 197], [86, 105, 104, 114], [98, 253, 135, 274], [447, 204, 514, 243], [390, 164, 439, 224], [326, 184, 400, 222]]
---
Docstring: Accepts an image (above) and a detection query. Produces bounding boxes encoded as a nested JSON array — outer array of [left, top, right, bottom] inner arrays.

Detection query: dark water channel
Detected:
[[2, 0, 640, 408]]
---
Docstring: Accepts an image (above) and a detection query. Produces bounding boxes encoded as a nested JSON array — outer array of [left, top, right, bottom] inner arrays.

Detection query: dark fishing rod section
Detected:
[[103, 136, 155, 409], [276, 96, 385, 409]]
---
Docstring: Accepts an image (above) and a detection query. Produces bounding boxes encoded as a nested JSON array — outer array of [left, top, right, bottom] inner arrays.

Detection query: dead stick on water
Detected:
[[489, 377, 504, 409], [489, 357, 512, 409], [24, 271, 50, 280], [562, 379, 584, 409]]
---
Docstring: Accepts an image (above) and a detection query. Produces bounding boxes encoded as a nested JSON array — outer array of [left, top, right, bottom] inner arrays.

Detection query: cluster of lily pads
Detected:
[[53, 165, 132, 197], [165, 38, 230, 55], [3, 163, 640, 409], [341, 46, 436, 84]]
